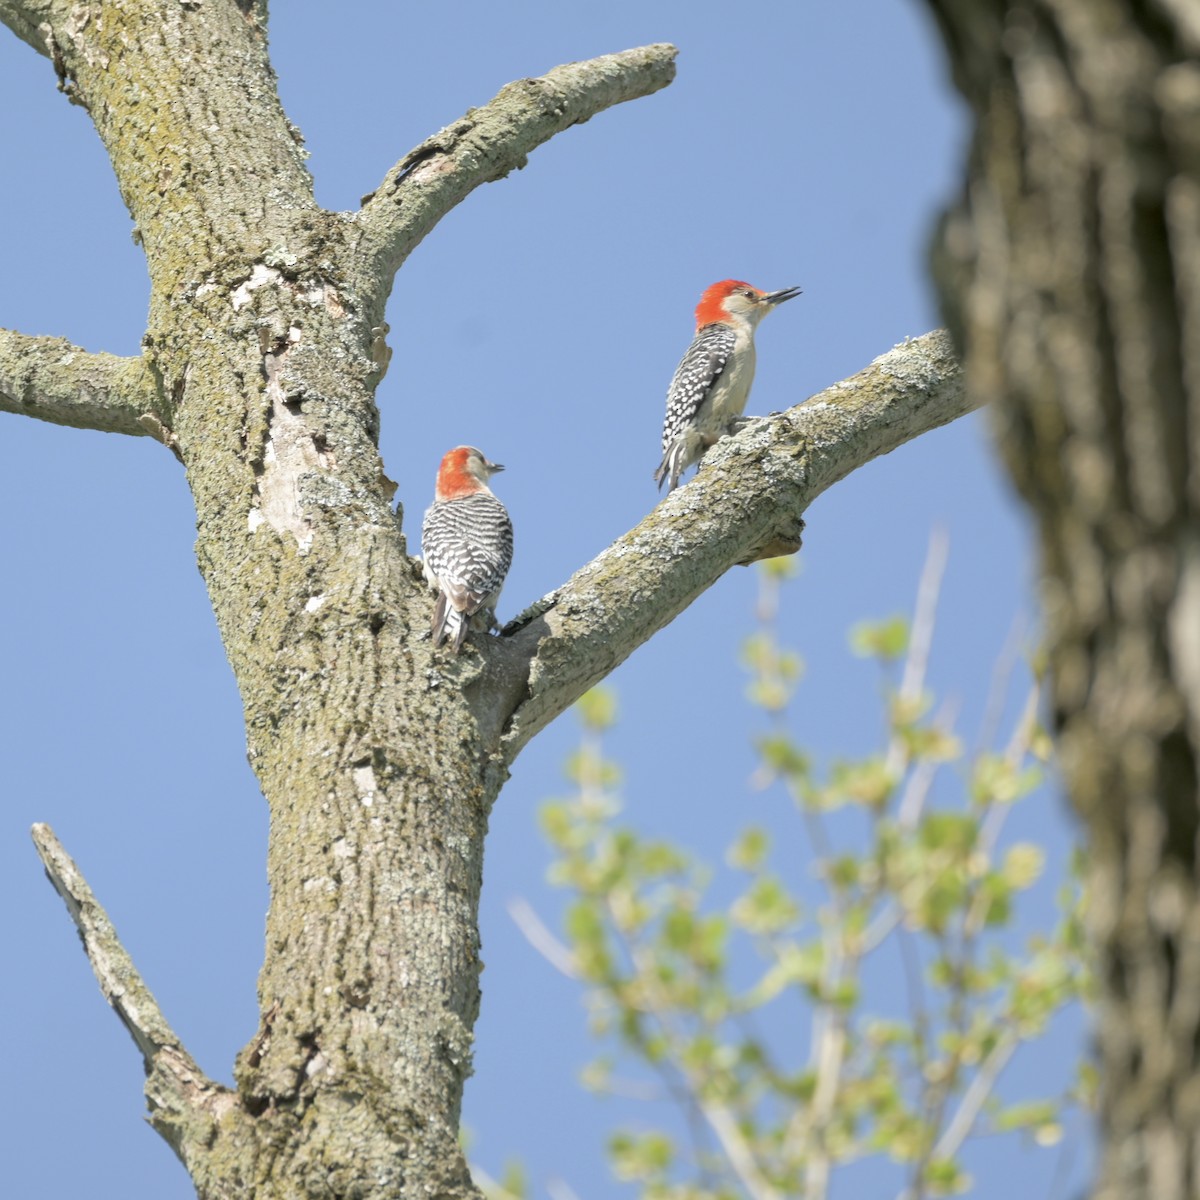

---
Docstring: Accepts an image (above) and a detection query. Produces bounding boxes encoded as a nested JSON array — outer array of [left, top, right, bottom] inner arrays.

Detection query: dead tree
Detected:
[[0, 3, 970, 1195]]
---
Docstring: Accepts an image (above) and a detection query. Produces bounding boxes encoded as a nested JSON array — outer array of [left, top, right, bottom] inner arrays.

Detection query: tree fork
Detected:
[[3, 3, 979, 1195]]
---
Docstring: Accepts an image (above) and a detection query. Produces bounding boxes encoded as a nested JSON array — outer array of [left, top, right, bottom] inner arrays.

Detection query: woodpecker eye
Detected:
[[740, 288, 756, 299]]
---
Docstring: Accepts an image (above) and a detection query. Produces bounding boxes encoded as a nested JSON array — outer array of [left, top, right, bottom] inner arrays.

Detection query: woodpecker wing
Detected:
[[421, 491, 514, 616], [660, 322, 738, 453]]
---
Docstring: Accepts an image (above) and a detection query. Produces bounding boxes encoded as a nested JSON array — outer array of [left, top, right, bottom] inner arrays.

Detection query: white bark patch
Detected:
[[247, 508, 264, 533], [408, 156, 455, 187], [305, 593, 327, 613], [62, 5, 109, 69], [256, 328, 320, 552], [299, 281, 347, 319], [353, 764, 378, 807], [231, 264, 283, 311]]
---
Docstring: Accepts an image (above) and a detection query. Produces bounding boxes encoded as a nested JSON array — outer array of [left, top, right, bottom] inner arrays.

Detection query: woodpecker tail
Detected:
[[431, 593, 471, 654], [654, 442, 685, 493]]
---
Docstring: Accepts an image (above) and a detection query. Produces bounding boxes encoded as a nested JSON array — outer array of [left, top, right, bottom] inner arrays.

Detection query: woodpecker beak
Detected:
[[486, 460, 505, 474], [763, 286, 802, 306]]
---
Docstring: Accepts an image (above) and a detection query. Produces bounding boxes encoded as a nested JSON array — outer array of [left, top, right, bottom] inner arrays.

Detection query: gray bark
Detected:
[[0, 328, 161, 436], [2, 3, 975, 1195], [924, 3, 1200, 1198]]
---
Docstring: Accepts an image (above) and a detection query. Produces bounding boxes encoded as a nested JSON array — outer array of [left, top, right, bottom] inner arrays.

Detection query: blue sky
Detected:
[[0, 3, 1088, 1197]]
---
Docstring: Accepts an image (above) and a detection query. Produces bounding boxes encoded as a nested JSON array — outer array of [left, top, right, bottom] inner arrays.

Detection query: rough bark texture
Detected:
[[925, 4, 1200, 1197], [0, 329, 161, 435], [2, 4, 975, 1197]]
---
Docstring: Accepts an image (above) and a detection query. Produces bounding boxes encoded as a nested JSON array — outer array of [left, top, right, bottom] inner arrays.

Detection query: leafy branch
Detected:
[[507, 541, 1091, 1199]]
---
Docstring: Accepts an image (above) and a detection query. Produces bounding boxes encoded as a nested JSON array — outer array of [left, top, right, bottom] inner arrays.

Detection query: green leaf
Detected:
[[993, 1099, 1059, 1133], [901, 723, 963, 762], [1002, 843, 1046, 890], [971, 753, 1042, 804], [919, 811, 978, 853], [728, 826, 770, 870], [826, 854, 862, 889], [760, 555, 799, 580], [576, 685, 618, 731], [821, 757, 895, 809], [977, 872, 1013, 927], [754, 733, 810, 781], [849, 615, 910, 661], [747, 677, 793, 712], [498, 1160, 528, 1199], [608, 1130, 675, 1180], [731, 874, 800, 934], [926, 1157, 970, 1195]]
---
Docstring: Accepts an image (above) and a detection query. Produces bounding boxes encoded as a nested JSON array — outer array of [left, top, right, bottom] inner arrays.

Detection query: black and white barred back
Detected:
[[422, 491, 514, 652]]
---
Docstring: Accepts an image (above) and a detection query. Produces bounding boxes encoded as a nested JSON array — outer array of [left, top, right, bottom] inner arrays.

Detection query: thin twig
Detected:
[[470, 1163, 525, 1200], [975, 682, 1041, 869], [885, 528, 949, 781], [898, 928, 932, 1082], [800, 922, 850, 1200], [547, 1180, 585, 1200], [900, 528, 950, 703], [507, 896, 580, 979], [930, 1027, 1019, 1162], [896, 697, 962, 833]]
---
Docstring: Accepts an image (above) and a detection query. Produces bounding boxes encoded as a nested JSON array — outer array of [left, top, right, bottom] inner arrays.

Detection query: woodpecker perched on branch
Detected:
[[421, 446, 513, 654], [654, 279, 801, 492]]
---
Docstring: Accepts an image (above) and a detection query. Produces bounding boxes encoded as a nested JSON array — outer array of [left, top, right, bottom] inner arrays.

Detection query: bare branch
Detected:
[[495, 330, 971, 762], [352, 44, 678, 297], [30, 824, 239, 1162], [0, 2, 58, 59], [0, 329, 166, 440], [886, 527, 949, 761]]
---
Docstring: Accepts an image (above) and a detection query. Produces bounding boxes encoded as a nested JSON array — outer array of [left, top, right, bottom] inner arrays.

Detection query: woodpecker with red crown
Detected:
[[421, 446, 513, 653], [654, 279, 801, 492]]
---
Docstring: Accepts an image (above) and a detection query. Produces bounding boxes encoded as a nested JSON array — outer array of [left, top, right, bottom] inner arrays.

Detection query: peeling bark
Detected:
[[925, 3, 1200, 1197]]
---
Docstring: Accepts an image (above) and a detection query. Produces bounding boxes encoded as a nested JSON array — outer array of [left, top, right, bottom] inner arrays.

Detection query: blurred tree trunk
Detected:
[[925, 3, 1200, 1197], [0, 3, 973, 1196]]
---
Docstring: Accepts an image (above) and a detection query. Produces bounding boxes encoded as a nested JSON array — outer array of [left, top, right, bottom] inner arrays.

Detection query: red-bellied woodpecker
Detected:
[[654, 279, 802, 492], [421, 446, 514, 654]]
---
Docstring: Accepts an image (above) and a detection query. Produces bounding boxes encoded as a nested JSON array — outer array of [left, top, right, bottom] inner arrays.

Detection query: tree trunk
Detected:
[[925, 4, 1200, 1197], [1, 3, 976, 1195]]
